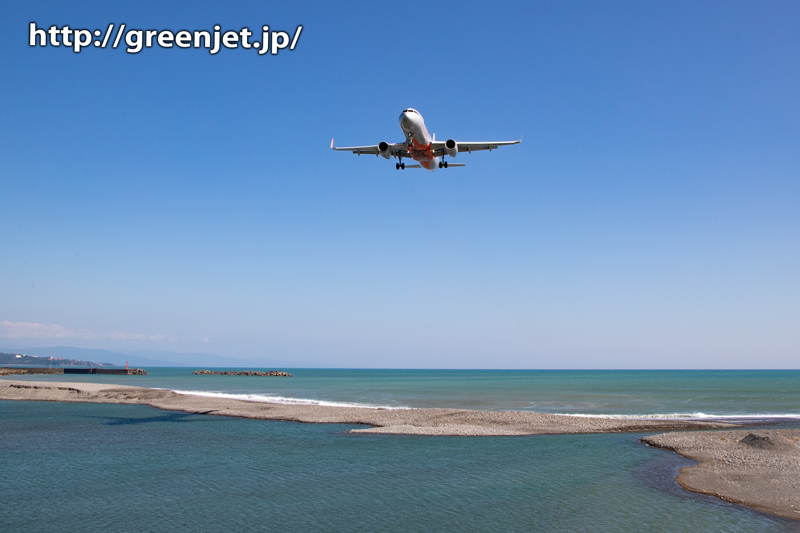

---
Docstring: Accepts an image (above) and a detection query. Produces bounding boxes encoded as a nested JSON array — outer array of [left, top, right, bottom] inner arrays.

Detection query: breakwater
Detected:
[[0, 367, 148, 375], [192, 370, 292, 377]]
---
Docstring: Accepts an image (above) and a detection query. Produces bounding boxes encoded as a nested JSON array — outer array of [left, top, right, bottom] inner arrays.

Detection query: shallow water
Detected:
[[4, 369, 799, 418], [2, 400, 798, 532]]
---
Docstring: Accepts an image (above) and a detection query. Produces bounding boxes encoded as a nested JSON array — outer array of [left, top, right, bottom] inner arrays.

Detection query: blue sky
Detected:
[[1, 1, 798, 368]]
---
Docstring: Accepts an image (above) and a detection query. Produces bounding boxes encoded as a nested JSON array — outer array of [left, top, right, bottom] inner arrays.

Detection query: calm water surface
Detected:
[[2, 400, 799, 533]]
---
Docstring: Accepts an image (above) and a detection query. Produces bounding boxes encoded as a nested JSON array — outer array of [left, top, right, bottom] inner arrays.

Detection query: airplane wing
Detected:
[[330, 139, 410, 157], [429, 139, 520, 155]]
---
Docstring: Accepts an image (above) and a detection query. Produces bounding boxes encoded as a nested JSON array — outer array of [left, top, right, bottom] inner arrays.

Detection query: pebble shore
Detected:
[[642, 429, 800, 521]]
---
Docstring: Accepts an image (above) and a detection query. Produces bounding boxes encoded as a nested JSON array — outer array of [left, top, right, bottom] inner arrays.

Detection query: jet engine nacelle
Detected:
[[378, 141, 392, 159], [445, 139, 458, 158]]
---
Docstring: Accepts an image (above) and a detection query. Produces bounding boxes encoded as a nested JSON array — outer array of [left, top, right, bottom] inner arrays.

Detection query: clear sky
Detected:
[[1, 1, 798, 368]]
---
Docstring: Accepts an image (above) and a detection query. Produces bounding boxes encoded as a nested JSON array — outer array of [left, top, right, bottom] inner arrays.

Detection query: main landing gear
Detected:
[[396, 162, 405, 170], [438, 160, 449, 169]]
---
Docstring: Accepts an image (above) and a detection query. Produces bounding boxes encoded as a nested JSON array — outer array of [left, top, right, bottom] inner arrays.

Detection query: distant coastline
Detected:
[[1, 367, 147, 376], [0, 352, 115, 368], [0, 346, 324, 369]]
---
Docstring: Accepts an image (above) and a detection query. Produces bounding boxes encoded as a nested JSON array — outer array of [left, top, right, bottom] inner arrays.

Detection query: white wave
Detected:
[[164, 390, 800, 419], [170, 390, 408, 410], [562, 412, 800, 420]]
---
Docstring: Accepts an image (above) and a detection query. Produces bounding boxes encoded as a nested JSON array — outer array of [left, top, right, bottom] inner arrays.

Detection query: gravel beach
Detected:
[[642, 429, 800, 521]]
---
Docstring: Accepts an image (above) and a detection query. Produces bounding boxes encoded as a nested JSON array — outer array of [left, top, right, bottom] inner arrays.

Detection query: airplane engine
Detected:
[[378, 141, 392, 159], [445, 139, 458, 158]]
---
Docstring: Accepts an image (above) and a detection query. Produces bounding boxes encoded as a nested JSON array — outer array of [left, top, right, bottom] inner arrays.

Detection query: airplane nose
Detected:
[[399, 113, 413, 130]]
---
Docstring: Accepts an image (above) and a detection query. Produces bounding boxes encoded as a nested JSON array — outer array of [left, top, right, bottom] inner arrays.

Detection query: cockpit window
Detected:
[[403, 109, 417, 114]]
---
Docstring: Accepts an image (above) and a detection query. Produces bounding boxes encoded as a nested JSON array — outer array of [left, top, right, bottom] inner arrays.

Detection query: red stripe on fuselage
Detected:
[[409, 138, 434, 162]]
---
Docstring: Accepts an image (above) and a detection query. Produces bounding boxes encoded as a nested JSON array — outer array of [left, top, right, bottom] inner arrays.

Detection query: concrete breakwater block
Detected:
[[192, 370, 292, 377]]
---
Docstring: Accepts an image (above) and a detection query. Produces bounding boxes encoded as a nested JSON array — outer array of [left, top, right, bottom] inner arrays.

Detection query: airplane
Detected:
[[331, 108, 520, 171]]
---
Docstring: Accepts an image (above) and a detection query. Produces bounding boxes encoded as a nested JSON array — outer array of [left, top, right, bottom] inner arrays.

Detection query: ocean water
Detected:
[[2, 370, 799, 531], [1, 399, 799, 532], [4, 368, 800, 418]]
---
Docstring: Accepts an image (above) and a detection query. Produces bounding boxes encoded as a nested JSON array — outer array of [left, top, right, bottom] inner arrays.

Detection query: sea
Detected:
[[2, 369, 799, 532]]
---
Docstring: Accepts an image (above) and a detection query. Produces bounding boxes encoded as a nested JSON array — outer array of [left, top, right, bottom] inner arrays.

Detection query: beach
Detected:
[[643, 429, 800, 521]]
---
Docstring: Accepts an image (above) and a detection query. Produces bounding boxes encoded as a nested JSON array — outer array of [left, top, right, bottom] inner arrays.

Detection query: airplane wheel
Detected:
[[401, 163, 405, 170], [396, 163, 400, 170], [438, 161, 443, 169], [444, 161, 448, 169]]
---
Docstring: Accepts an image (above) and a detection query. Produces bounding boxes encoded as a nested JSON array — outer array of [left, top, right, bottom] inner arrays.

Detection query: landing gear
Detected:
[[438, 160, 448, 169], [396, 160, 405, 170]]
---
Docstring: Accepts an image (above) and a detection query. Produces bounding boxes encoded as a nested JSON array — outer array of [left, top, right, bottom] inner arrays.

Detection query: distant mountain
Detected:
[[0, 346, 325, 368], [0, 346, 175, 367], [115, 349, 325, 368], [0, 352, 115, 367], [115, 349, 269, 367]]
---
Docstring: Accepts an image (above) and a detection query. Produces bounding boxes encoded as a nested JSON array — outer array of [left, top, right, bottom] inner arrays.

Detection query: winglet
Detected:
[[330, 138, 334, 149]]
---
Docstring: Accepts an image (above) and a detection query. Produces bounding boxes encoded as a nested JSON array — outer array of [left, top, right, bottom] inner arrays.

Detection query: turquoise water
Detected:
[[4, 369, 799, 417], [1, 399, 799, 532]]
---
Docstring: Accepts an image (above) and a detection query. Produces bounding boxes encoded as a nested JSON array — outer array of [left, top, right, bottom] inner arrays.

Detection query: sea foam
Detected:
[[168, 390, 798, 420], [170, 389, 407, 410], [564, 412, 800, 420]]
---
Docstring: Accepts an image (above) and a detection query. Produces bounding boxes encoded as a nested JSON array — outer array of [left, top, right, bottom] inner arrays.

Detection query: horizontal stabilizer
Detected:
[[447, 163, 466, 167], [404, 164, 422, 168]]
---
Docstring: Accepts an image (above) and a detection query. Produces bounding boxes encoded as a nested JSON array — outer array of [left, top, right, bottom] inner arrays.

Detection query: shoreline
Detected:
[[642, 430, 800, 522], [0, 379, 741, 436]]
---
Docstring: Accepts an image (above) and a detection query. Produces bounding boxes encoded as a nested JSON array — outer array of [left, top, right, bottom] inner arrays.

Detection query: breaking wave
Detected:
[[170, 389, 407, 410], [167, 390, 799, 420], [563, 412, 800, 420]]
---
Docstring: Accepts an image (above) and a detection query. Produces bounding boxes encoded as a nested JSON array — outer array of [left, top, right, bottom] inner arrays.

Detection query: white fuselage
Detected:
[[399, 108, 440, 171]]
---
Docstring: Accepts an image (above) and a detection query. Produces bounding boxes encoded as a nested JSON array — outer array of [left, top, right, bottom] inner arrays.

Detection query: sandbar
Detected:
[[642, 429, 800, 521], [0, 379, 738, 436]]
